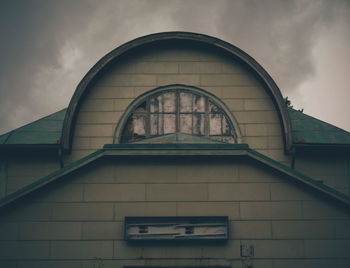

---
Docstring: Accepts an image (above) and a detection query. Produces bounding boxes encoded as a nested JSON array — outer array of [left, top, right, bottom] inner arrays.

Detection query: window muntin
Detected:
[[120, 89, 236, 143]]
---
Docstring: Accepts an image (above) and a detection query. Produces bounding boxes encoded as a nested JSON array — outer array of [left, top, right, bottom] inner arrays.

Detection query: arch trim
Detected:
[[61, 31, 292, 152]]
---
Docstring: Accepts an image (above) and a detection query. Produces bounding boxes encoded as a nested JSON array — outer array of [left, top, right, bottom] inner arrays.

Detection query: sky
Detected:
[[0, 0, 349, 135]]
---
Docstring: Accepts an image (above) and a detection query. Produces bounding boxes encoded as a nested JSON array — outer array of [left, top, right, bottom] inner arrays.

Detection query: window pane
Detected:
[[209, 114, 222, 135], [193, 114, 205, 135], [164, 114, 176, 134], [157, 95, 163, 112], [222, 115, 232, 135], [180, 92, 192, 112], [162, 92, 176, 112], [180, 114, 192, 134], [158, 114, 164, 134], [150, 114, 159, 135], [132, 114, 146, 135], [150, 97, 159, 113], [209, 101, 221, 113], [121, 117, 134, 142], [193, 95, 205, 112]]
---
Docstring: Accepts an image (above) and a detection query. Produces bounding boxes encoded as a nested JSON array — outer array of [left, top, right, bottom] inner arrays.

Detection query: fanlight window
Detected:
[[120, 89, 236, 143]]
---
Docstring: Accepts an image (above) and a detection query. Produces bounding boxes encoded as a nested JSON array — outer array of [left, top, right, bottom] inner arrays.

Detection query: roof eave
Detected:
[[293, 143, 350, 152], [0, 144, 62, 155], [1, 144, 349, 210]]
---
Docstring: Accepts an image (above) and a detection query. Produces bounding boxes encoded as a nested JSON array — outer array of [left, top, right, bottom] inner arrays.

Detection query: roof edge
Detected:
[[1, 145, 349, 210], [0, 149, 105, 208]]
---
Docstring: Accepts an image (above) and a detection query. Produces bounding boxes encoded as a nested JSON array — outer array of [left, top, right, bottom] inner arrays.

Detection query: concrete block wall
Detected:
[[1, 157, 349, 267], [67, 44, 288, 164]]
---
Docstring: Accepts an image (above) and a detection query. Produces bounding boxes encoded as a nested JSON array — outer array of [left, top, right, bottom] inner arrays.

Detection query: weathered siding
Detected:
[[1, 155, 60, 196], [0, 159, 6, 198], [67, 44, 287, 164], [295, 153, 350, 195], [1, 157, 349, 267]]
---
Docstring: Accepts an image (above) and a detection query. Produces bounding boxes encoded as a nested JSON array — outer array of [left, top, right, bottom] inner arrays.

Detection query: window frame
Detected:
[[114, 85, 241, 144]]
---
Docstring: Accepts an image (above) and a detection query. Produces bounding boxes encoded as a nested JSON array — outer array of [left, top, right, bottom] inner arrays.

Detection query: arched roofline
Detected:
[[113, 84, 243, 144], [62, 31, 292, 153]]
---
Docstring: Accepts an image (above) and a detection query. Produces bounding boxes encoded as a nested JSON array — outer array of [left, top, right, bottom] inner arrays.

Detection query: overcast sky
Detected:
[[0, 0, 349, 135]]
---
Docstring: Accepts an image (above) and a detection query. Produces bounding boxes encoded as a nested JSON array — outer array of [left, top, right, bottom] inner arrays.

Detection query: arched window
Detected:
[[118, 86, 238, 144]]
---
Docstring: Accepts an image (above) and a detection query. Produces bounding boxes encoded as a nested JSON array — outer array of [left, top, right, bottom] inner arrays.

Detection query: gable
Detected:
[[62, 32, 291, 157]]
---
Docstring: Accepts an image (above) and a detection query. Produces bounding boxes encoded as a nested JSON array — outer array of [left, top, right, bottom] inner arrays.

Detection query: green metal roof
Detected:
[[1, 107, 349, 147], [0, 108, 66, 145], [288, 108, 350, 145]]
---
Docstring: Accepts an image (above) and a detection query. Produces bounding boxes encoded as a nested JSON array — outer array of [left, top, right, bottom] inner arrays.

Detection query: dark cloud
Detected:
[[0, 0, 349, 134]]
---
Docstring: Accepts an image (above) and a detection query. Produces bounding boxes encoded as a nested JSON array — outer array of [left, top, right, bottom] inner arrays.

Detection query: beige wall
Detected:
[[1, 157, 349, 267], [295, 153, 350, 195], [67, 44, 288, 164], [0, 154, 60, 197]]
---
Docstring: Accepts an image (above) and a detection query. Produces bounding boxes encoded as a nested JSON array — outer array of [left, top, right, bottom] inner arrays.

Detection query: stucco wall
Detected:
[[0, 157, 349, 267], [67, 43, 288, 164]]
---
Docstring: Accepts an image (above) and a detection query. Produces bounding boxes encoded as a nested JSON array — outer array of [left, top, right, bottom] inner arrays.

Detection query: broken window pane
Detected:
[[121, 117, 134, 143], [150, 114, 159, 135], [156, 95, 163, 112], [133, 104, 146, 116], [209, 114, 222, 135], [193, 95, 205, 112], [193, 114, 205, 135], [132, 114, 146, 135], [163, 114, 176, 134], [209, 101, 221, 113], [150, 97, 159, 113], [134, 101, 147, 113], [180, 92, 192, 112], [180, 114, 192, 134], [222, 115, 232, 135]]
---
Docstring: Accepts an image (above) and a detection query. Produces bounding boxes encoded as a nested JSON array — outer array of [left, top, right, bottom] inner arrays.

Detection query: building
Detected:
[[0, 32, 349, 268]]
